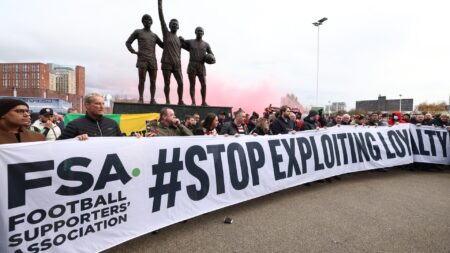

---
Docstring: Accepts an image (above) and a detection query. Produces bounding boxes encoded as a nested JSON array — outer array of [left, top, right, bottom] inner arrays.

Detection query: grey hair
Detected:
[[84, 93, 103, 104]]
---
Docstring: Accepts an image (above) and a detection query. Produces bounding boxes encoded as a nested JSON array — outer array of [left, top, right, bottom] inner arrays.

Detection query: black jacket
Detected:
[[58, 114, 122, 139], [300, 117, 317, 131], [430, 118, 448, 127], [219, 121, 248, 135], [270, 116, 291, 134]]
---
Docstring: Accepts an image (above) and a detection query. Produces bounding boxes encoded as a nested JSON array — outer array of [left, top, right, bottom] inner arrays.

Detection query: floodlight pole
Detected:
[[313, 17, 327, 106]]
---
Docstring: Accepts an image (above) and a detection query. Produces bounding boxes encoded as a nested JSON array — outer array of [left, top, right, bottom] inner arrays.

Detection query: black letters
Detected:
[[281, 138, 301, 177], [296, 137, 311, 173], [268, 140, 286, 180], [8, 161, 53, 209], [185, 146, 210, 201], [321, 135, 335, 168], [206, 145, 226, 194], [56, 157, 93, 196], [94, 154, 132, 190], [227, 143, 249, 190], [246, 142, 265, 186]]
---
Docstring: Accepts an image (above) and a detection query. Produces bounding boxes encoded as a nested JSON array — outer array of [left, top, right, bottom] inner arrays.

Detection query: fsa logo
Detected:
[[8, 154, 132, 209]]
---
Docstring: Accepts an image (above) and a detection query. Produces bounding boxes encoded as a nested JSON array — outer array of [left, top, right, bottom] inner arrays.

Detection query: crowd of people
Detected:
[[1, 94, 449, 145]]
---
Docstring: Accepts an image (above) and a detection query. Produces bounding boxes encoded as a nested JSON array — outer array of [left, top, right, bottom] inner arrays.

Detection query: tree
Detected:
[[346, 108, 365, 116], [415, 102, 447, 114]]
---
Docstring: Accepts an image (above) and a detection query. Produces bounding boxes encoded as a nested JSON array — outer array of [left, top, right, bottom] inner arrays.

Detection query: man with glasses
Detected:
[[31, 107, 61, 141], [0, 98, 45, 144]]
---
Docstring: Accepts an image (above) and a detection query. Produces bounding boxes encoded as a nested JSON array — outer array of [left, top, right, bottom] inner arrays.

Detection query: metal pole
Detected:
[[315, 26, 320, 105], [399, 94, 402, 112]]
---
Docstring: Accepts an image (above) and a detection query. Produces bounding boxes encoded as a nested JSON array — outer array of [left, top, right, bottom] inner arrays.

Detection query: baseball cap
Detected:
[[39, 108, 54, 116]]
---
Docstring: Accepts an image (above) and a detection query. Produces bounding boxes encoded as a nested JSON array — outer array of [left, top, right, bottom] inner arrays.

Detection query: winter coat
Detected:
[[0, 127, 45, 144], [388, 112, 406, 126]]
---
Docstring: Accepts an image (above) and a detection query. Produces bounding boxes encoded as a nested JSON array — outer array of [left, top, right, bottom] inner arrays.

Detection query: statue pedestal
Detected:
[[113, 102, 233, 119]]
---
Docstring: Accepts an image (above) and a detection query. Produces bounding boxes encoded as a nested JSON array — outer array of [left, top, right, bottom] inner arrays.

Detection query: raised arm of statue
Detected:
[[158, 0, 169, 37]]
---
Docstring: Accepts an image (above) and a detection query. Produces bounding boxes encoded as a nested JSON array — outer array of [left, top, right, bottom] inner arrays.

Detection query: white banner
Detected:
[[0, 124, 448, 253]]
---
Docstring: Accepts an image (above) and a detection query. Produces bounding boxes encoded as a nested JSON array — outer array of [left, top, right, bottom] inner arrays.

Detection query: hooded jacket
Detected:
[[388, 111, 406, 126]]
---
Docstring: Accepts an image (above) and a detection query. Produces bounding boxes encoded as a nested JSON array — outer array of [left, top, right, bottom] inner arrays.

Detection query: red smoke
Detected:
[[198, 76, 281, 115], [99, 72, 280, 115]]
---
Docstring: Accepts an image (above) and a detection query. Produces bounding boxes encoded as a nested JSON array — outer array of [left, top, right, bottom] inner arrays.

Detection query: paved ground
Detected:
[[105, 167, 450, 253]]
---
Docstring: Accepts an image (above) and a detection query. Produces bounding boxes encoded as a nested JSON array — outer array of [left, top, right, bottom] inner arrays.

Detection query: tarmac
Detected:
[[105, 167, 450, 253]]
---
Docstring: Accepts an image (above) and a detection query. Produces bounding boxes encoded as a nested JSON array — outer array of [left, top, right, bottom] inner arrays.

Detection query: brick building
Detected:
[[356, 95, 413, 113], [0, 62, 85, 112]]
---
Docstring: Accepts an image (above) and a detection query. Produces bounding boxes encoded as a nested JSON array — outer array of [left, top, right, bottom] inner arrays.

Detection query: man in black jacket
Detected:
[[300, 110, 319, 131], [270, 105, 293, 134], [59, 93, 122, 140], [220, 110, 248, 135]]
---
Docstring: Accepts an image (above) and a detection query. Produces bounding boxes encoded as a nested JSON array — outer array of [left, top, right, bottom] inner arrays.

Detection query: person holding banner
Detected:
[[58, 93, 123, 140], [388, 111, 407, 126], [194, 113, 219, 136], [430, 112, 449, 128], [300, 110, 320, 131], [270, 105, 294, 134], [152, 107, 193, 136], [0, 98, 45, 144], [250, 117, 273, 135], [220, 110, 248, 135]]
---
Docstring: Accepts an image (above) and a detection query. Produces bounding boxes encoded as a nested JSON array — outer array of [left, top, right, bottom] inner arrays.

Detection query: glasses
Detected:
[[14, 109, 30, 114]]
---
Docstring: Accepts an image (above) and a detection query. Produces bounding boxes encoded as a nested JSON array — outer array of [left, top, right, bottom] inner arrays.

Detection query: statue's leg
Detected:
[[173, 70, 185, 105], [162, 69, 171, 104], [199, 75, 207, 106], [138, 66, 147, 103], [149, 69, 157, 104], [188, 73, 196, 106]]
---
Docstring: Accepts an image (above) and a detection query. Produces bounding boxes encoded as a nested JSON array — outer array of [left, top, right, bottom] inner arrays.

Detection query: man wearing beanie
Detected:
[[300, 110, 319, 131], [0, 98, 45, 144]]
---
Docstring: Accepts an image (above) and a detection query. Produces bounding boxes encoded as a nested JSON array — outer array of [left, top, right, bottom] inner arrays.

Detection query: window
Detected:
[[15, 64, 19, 72], [23, 64, 28, 72], [2, 79, 6, 87], [24, 79, 28, 88]]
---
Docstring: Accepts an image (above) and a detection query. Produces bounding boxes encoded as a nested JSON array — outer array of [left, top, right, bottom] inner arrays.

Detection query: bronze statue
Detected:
[[181, 27, 215, 106], [126, 14, 163, 104], [158, 0, 185, 105]]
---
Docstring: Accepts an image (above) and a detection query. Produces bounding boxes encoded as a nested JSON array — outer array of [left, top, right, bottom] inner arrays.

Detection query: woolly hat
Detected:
[[0, 98, 29, 117], [307, 110, 318, 118]]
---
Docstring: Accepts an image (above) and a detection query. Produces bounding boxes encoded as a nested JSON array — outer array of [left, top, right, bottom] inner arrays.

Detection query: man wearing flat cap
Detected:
[[31, 107, 61, 141], [0, 98, 45, 144]]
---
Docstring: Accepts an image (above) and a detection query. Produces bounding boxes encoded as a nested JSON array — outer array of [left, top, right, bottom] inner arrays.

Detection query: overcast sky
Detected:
[[1, 0, 449, 113]]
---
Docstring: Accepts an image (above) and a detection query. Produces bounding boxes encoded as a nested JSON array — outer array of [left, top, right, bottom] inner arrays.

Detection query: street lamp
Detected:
[[313, 17, 328, 106], [399, 94, 402, 112], [328, 100, 332, 116]]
